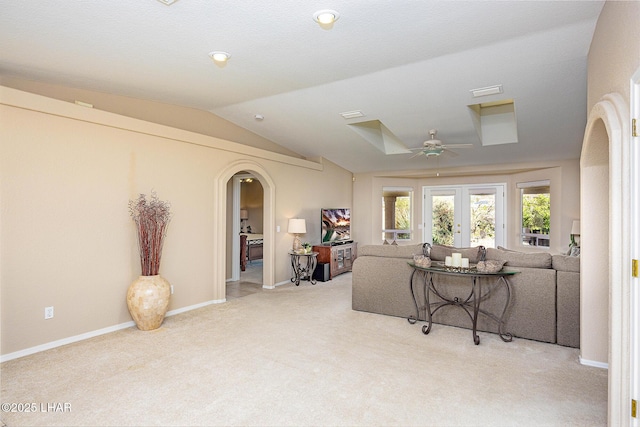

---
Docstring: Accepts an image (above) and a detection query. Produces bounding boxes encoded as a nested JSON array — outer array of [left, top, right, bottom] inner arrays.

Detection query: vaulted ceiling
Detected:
[[0, 1, 605, 173]]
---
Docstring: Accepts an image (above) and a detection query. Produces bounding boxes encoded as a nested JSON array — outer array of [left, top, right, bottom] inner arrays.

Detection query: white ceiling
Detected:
[[0, 0, 605, 174]]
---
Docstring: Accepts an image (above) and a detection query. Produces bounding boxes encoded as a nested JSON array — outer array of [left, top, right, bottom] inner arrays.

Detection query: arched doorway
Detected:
[[213, 160, 276, 302], [581, 93, 631, 425]]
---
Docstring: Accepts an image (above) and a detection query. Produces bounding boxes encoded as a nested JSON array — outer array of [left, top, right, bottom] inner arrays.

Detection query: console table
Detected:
[[407, 262, 518, 345], [289, 252, 319, 286]]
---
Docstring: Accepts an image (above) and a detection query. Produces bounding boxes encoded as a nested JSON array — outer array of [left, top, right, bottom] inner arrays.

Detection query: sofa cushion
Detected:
[[359, 244, 423, 259], [430, 244, 482, 263], [486, 247, 552, 269], [552, 254, 580, 272]]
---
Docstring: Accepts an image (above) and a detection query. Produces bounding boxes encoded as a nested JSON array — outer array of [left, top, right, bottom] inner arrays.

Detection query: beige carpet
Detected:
[[0, 273, 607, 427]]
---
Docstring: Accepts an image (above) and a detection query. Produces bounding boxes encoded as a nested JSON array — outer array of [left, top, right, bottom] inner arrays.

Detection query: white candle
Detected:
[[461, 258, 470, 268], [445, 256, 452, 266], [452, 252, 462, 267]]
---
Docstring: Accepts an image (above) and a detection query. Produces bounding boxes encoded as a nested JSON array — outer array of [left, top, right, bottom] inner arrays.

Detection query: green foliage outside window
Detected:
[[432, 199, 454, 246], [470, 195, 495, 244], [394, 196, 410, 239], [522, 193, 550, 232]]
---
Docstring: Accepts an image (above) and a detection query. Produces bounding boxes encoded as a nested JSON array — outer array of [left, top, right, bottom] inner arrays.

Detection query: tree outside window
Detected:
[[432, 197, 454, 246], [520, 185, 550, 247]]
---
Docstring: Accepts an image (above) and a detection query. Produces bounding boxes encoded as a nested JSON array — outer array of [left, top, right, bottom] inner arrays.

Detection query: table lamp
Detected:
[[288, 218, 306, 252]]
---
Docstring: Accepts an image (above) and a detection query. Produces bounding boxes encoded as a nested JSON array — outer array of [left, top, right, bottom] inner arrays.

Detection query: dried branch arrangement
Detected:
[[129, 192, 171, 276]]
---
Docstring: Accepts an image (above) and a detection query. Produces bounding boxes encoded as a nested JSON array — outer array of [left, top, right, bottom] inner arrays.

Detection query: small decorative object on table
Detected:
[[413, 254, 432, 268], [302, 242, 312, 254], [443, 251, 471, 272], [476, 260, 506, 273], [475, 245, 505, 273], [127, 192, 172, 331]]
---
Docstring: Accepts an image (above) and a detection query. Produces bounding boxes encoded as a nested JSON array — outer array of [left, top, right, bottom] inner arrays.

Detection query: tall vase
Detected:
[[126, 275, 171, 331]]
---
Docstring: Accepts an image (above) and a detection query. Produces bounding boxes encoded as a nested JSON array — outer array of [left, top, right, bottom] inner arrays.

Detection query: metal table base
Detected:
[[407, 263, 517, 345]]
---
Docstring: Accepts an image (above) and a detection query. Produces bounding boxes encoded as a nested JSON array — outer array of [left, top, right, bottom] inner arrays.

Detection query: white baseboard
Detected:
[[265, 280, 291, 289], [1, 298, 226, 363], [579, 356, 609, 369]]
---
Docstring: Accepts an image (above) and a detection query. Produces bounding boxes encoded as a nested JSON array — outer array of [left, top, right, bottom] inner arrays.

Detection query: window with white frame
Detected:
[[382, 187, 412, 242], [518, 180, 551, 248]]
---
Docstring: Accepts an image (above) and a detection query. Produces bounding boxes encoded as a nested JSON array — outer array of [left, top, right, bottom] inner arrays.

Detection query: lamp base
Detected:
[[292, 235, 302, 251]]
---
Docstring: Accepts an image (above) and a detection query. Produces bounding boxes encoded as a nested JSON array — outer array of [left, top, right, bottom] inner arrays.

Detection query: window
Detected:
[[382, 187, 412, 242], [518, 180, 550, 248]]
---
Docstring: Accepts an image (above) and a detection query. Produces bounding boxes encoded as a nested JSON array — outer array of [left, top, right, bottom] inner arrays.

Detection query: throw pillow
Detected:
[[430, 244, 482, 263], [486, 247, 552, 268]]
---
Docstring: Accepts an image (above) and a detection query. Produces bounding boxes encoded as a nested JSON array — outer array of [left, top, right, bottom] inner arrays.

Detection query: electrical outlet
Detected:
[[170, 285, 174, 295], [44, 306, 54, 319]]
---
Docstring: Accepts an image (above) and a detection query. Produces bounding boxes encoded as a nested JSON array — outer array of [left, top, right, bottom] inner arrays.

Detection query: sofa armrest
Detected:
[[556, 270, 580, 347]]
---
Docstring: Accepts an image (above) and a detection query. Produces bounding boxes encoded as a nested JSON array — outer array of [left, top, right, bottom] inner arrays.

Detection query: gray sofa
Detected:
[[352, 244, 580, 347]]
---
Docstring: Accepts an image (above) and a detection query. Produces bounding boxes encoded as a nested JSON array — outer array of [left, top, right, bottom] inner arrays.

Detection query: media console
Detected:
[[312, 241, 357, 279]]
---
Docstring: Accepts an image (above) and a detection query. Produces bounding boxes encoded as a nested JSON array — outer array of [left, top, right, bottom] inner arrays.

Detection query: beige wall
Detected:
[[581, 1, 640, 367], [353, 160, 580, 255], [0, 86, 352, 357], [0, 76, 302, 158]]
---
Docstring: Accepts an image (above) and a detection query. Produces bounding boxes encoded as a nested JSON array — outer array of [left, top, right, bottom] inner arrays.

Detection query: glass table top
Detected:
[[408, 261, 519, 276]]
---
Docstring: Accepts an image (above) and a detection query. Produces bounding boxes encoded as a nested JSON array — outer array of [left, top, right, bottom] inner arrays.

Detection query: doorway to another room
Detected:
[[227, 173, 264, 300]]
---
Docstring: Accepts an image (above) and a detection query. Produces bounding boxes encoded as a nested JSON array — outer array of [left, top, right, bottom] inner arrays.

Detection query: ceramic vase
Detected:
[[126, 275, 171, 331]]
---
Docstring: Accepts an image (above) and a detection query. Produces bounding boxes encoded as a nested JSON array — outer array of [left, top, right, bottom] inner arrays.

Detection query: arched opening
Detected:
[[580, 93, 630, 425], [580, 117, 609, 365], [213, 160, 276, 302]]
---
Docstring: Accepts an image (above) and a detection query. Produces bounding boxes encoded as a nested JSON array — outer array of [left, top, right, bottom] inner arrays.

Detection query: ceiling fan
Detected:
[[410, 129, 473, 158]]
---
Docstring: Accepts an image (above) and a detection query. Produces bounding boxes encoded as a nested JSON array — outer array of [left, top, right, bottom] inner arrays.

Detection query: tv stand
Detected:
[[312, 242, 357, 279], [322, 240, 353, 246]]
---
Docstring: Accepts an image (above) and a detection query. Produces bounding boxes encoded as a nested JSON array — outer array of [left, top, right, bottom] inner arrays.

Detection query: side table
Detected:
[[289, 251, 319, 286], [408, 262, 518, 345]]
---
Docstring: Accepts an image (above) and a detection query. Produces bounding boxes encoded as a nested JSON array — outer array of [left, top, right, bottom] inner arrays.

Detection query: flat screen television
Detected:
[[321, 208, 351, 243]]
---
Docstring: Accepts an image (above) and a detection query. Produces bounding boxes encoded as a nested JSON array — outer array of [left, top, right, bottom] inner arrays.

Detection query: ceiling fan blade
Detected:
[[409, 151, 425, 159], [441, 143, 474, 149], [441, 148, 459, 157]]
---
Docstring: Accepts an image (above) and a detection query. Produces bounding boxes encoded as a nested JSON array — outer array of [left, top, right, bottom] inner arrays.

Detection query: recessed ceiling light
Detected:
[[470, 85, 503, 98], [313, 9, 340, 27], [156, 0, 178, 5], [209, 51, 231, 63]]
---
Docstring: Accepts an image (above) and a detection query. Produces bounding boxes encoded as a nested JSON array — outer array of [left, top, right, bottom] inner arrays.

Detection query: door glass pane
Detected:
[[337, 249, 344, 269], [470, 193, 496, 248], [432, 195, 455, 246]]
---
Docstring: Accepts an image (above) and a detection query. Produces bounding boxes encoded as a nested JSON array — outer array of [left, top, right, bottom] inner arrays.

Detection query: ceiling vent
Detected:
[[339, 110, 365, 119], [347, 120, 410, 155], [468, 99, 518, 146], [470, 85, 503, 98]]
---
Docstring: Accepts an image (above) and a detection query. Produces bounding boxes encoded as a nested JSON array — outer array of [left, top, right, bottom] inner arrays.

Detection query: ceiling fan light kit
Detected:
[[408, 128, 474, 160]]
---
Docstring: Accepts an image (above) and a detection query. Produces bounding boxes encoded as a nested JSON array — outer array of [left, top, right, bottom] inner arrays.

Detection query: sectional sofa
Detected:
[[352, 243, 580, 347]]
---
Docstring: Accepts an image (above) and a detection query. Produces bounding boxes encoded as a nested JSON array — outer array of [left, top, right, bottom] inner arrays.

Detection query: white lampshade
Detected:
[[288, 218, 306, 234], [240, 209, 249, 220], [571, 220, 580, 235]]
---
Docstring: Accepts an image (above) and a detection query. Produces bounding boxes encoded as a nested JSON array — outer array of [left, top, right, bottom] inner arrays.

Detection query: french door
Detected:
[[422, 184, 505, 248]]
